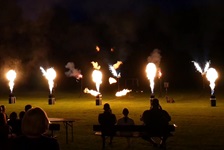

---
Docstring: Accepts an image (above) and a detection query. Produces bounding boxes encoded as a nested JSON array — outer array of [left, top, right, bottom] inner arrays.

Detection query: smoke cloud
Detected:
[[65, 62, 82, 79], [147, 49, 162, 67]]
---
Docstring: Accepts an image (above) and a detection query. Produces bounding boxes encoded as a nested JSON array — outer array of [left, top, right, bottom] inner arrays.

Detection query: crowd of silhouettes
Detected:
[[98, 98, 174, 149], [0, 98, 173, 150], [0, 104, 60, 150]]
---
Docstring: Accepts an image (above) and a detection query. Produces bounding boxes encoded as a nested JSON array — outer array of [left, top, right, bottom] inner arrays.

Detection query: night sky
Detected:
[[0, 0, 224, 93]]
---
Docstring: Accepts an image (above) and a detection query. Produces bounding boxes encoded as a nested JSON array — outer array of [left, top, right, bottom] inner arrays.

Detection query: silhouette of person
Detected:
[[15, 111, 26, 136], [141, 98, 171, 148], [24, 104, 32, 112], [0, 112, 11, 150], [11, 107, 60, 150], [8, 112, 20, 136], [117, 108, 135, 147], [117, 108, 135, 126], [98, 103, 117, 149], [19, 111, 25, 120], [0, 105, 8, 119]]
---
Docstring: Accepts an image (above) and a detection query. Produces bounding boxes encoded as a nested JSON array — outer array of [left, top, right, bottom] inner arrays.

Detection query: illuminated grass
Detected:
[[1, 90, 224, 150]]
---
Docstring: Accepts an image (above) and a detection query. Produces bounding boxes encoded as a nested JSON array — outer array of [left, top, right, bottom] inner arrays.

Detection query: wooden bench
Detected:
[[93, 124, 175, 147]]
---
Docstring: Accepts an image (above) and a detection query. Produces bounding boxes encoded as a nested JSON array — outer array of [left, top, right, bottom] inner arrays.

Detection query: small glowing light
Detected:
[[96, 46, 100, 52]]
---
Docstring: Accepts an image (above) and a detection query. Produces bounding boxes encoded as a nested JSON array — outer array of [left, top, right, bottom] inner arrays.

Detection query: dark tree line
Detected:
[[0, 0, 224, 91]]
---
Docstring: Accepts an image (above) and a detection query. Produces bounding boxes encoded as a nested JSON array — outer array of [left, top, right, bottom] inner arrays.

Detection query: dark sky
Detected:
[[0, 0, 224, 92]]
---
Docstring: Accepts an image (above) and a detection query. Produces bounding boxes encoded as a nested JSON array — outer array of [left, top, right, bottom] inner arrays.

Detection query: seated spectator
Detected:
[[117, 108, 135, 147], [8, 112, 21, 136], [15, 111, 26, 136], [24, 104, 32, 112], [140, 98, 172, 148], [19, 111, 25, 120], [11, 107, 60, 150], [0, 112, 12, 150], [0, 105, 8, 119], [98, 103, 117, 149]]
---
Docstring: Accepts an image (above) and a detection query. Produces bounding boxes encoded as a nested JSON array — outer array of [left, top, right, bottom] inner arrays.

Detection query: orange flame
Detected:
[[109, 77, 117, 84], [158, 68, 162, 79], [84, 88, 100, 96], [96, 46, 100, 52], [115, 89, 132, 97]]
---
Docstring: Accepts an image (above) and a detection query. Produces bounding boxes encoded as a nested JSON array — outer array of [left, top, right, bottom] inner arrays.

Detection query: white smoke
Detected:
[[147, 49, 161, 67], [65, 62, 83, 80]]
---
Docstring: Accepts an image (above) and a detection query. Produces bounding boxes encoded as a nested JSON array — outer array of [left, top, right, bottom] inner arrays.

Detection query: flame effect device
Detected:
[[96, 94, 102, 106], [48, 93, 55, 105], [9, 93, 16, 104], [150, 94, 155, 106], [210, 95, 216, 107]]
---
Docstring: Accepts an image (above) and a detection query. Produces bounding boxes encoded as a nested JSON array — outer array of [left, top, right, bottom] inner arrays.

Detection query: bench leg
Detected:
[[126, 137, 131, 148], [101, 135, 113, 149], [101, 136, 106, 149], [142, 135, 158, 147], [160, 136, 168, 148]]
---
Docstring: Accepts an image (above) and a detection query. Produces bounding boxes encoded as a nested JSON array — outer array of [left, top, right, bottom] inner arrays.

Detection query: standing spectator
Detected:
[[98, 103, 117, 149], [117, 108, 135, 147], [11, 107, 60, 150], [141, 98, 172, 148]]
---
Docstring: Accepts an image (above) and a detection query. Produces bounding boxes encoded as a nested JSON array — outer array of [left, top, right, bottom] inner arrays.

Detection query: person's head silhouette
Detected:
[[151, 98, 162, 109], [103, 103, 111, 111], [122, 108, 129, 117]]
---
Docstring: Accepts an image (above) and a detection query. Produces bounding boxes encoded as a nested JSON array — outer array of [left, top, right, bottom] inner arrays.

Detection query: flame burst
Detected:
[[109, 61, 122, 78], [40, 67, 56, 94], [91, 61, 101, 70], [6, 70, 17, 93], [206, 68, 218, 95], [109, 77, 117, 84], [96, 46, 100, 52], [115, 89, 132, 97], [192, 61, 210, 75], [157, 68, 162, 79], [91, 61, 102, 92], [84, 88, 100, 96], [146, 63, 157, 94], [113, 61, 123, 70], [92, 70, 102, 92]]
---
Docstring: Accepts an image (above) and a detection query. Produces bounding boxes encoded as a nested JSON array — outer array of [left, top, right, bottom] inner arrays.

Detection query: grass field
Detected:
[[1, 89, 224, 150]]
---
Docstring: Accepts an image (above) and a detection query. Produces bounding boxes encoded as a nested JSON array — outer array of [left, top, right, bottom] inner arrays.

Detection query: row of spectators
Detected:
[[0, 104, 60, 150]]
